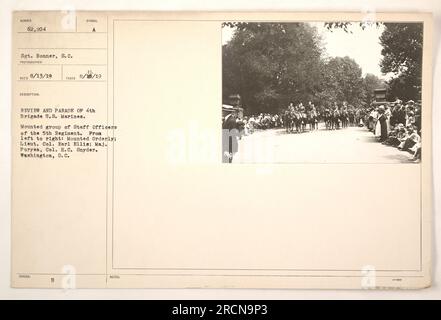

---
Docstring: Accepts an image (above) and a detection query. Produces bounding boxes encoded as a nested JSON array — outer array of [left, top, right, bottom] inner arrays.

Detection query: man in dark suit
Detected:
[[222, 111, 242, 163], [395, 100, 406, 125], [377, 106, 388, 142]]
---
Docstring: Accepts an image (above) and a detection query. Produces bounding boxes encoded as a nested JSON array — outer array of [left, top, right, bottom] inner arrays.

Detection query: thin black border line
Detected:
[[115, 274, 425, 278], [106, 14, 109, 284], [17, 79, 106, 81], [112, 267, 421, 272], [17, 47, 107, 49], [17, 32, 107, 34], [111, 19, 115, 270], [15, 272, 424, 278], [109, 19, 424, 275], [419, 23, 424, 272], [17, 64, 107, 66], [219, 162, 419, 165], [17, 273, 105, 276], [112, 19, 427, 23]]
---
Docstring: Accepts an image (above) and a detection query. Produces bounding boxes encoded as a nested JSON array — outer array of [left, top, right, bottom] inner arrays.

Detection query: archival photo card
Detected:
[[11, 11, 432, 289]]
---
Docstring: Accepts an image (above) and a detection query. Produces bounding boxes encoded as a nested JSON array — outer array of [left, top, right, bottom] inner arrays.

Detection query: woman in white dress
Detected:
[[385, 105, 392, 133], [373, 107, 381, 137]]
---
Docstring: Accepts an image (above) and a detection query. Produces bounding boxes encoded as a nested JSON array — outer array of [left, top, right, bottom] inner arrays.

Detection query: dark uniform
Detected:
[[395, 105, 406, 125], [378, 113, 388, 142], [222, 113, 242, 163]]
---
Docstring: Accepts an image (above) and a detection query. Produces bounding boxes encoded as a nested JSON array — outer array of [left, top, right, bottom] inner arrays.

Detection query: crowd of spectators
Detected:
[[365, 99, 421, 162], [242, 113, 283, 134]]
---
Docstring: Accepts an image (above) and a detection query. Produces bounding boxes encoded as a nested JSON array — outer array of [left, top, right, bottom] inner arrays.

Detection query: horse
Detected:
[[291, 111, 302, 133], [282, 110, 292, 133], [307, 110, 319, 131], [332, 109, 341, 130], [299, 112, 307, 132], [340, 110, 349, 128], [324, 110, 333, 130], [348, 110, 355, 127]]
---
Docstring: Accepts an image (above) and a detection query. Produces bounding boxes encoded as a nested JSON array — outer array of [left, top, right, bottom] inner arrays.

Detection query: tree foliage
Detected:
[[223, 22, 423, 114], [321, 56, 364, 105], [324, 21, 381, 33], [379, 23, 423, 101], [223, 22, 324, 114], [320, 21, 423, 102], [362, 73, 385, 106], [223, 23, 374, 114]]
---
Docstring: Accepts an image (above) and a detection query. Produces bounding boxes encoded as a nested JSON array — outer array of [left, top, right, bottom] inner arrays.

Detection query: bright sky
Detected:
[[222, 22, 390, 80], [310, 22, 388, 79]]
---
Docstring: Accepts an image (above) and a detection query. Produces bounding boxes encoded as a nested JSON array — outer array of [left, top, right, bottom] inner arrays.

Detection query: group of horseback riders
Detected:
[[282, 101, 357, 133]]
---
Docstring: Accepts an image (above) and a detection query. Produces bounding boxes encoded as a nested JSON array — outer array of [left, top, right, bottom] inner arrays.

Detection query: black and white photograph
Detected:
[[222, 21, 423, 164]]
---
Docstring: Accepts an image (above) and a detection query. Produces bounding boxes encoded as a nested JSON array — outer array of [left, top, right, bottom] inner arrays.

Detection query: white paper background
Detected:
[[1, 0, 440, 299]]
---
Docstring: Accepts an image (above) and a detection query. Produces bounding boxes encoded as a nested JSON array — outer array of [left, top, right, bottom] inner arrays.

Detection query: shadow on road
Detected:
[[274, 128, 326, 136], [360, 136, 378, 143], [382, 153, 416, 163]]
